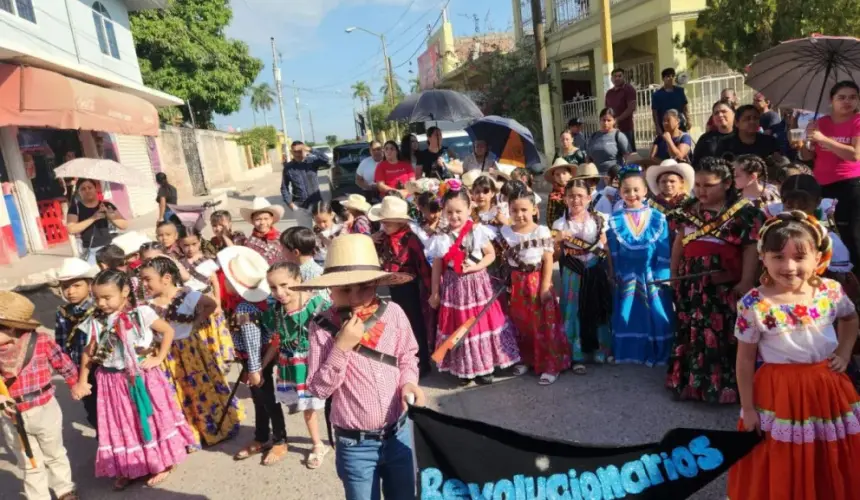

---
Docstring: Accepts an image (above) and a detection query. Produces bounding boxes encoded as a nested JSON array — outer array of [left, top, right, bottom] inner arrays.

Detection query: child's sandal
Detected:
[[306, 444, 330, 470], [263, 443, 289, 466], [146, 468, 173, 487], [112, 477, 132, 491], [233, 441, 267, 461]]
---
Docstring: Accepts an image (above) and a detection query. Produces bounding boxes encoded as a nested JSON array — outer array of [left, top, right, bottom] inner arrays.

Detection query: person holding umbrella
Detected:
[[66, 179, 128, 265], [415, 127, 459, 179], [462, 139, 499, 173]]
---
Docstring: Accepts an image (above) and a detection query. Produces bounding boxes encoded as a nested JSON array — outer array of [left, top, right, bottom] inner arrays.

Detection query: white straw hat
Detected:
[[239, 197, 285, 224], [572, 162, 601, 180], [216, 246, 271, 302], [645, 159, 695, 195], [368, 196, 412, 222], [54, 257, 97, 282], [543, 157, 576, 183], [112, 231, 152, 257], [341, 194, 372, 214], [293, 234, 414, 290]]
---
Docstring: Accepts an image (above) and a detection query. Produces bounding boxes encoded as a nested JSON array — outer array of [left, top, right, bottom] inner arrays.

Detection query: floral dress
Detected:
[[666, 198, 766, 403]]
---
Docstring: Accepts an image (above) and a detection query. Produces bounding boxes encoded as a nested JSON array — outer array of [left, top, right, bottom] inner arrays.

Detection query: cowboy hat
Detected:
[[239, 197, 285, 224], [369, 196, 412, 222], [0, 291, 41, 330], [461, 170, 506, 190], [54, 258, 97, 282], [645, 159, 695, 195], [341, 194, 371, 214], [293, 234, 413, 290], [543, 157, 576, 183], [112, 231, 152, 257], [216, 246, 271, 302], [572, 162, 601, 180]]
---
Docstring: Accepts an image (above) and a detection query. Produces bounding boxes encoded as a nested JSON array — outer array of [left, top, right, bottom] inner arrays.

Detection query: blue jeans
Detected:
[[335, 423, 415, 500]]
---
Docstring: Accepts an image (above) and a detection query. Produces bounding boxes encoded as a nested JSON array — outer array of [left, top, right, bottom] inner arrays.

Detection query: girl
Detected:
[[667, 157, 766, 403], [500, 187, 571, 384], [72, 270, 194, 490], [209, 210, 247, 252], [261, 263, 330, 469], [412, 191, 444, 247], [734, 154, 781, 208], [374, 141, 415, 198], [649, 109, 692, 163], [139, 257, 243, 449], [311, 201, 342, 266], [552, 179, 613, 373], [155, 172, 179, 224], [341, 194, 372, 235], [156, 220, 184, 259], [606, 166, 674, 366], [179, 228, 221, 295], [728, 212, 860, 499], [469, 174, 509, 235], [427, 187, 521, 385]]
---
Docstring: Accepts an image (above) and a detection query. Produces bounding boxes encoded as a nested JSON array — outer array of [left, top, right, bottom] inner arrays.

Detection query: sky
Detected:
[[217, 0, 514, 142]]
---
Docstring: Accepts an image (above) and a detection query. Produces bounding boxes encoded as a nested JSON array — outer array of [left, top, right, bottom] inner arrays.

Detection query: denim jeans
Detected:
[[335, 423, 415, 500]]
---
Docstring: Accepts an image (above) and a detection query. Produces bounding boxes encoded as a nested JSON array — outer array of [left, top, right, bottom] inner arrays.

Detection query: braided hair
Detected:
[[93, 269, 137, 311], [697, 156, 738, 203], [759, 211, 832, 277], [138, 256, 183, 287], [734, 154, 769, 183]]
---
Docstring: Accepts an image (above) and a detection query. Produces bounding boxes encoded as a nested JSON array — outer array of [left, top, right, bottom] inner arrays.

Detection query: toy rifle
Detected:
[[215, 362, 246, 435], [0, 378, 36, 468], [648, 270, 726, 285], [431, 286, 505, 364]]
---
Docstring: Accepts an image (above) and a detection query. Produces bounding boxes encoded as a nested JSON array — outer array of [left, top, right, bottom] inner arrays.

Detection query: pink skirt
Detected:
[[95, 366, 195, 479], [435, 268, 521, 378]]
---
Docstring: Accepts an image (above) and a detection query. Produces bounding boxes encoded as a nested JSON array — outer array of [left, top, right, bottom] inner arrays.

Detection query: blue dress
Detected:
[[607, 207, 674, 366]]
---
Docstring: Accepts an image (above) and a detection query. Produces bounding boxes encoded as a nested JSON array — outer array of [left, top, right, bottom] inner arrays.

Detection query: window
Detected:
[[0, 0, 36, 23], [92, 2, 119, 59]]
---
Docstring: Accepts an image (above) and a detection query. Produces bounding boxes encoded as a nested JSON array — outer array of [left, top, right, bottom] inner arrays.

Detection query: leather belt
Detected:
[[11, 384, 52, 404], [335, 414, 408, 442]]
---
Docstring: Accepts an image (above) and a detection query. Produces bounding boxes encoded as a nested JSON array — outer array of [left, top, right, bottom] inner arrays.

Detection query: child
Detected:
[[155, 220, 184, 259], [645, 159, 695, 240], [311, 201, 342, 266], [543, 158, 575, 226], [552, 180, 613, 374], [240, 197, 287, 265], [341, 194, 372, 235], [582, 164, 618, 214], [412, 191, 444, 247], [139, 257, 243, 449], [369, 196, 433, 376], [427, 187, 521, 385], [0, 291, 79, 500], [466, 173, 509, 235], [765, 172, 838, 230], [281, 226, 324, 282], [728, 212, 860, 499], [507, 169, 542, 220], [100, 231, 154, 303], [95, 245, 127, 271], [260, 262, 330, 469], [54, 258, 98, 430], [178, 227, 221, 297], [499, 187, 571, 384], [72, 270, 194, 490], [734, 154, 781, 208], [209, 209, 247, 252], [606, 166, 674, 366], [216, 246, 287, 466]]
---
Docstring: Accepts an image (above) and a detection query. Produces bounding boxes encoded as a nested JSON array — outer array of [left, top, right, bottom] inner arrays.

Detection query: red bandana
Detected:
[[441, 220, 474, 274], [549, 185, 565, 202], [386, 226, 409, 258], [252, 228, 279, 241]]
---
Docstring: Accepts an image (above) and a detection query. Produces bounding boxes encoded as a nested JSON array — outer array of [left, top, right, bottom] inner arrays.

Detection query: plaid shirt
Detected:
[[244, 233, 286, 266], [376, 230, 431, 291], [232, 302, 272, 373], [54, 299, 94, 367], [1, 333, 78, 412], [545, 186, 567, 227]]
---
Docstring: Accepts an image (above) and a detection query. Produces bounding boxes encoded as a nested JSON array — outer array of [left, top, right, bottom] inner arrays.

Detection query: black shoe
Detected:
[[476, 375, 494, 385], [458, 378, 473, 387]]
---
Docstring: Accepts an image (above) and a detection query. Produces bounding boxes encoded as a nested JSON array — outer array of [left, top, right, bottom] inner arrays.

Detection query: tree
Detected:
[[325, 135, 338, 147], [681, 0, 860, 72], [478, 47, 543, 144], [249, 83, 276, 126], [409, 76, 421, 93], [351, 81, 373, 135], [379, 74, 404, 102], [130, 0, 264, 128]]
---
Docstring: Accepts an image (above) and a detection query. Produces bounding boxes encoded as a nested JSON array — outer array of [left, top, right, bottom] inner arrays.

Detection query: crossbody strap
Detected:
[[4, 333, 39, 389]]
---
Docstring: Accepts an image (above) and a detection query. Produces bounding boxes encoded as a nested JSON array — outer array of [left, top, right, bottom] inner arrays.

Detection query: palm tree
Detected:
[[351, 81, 373, 137], [379, 74, 404, 102], [409, 76, 421, 93], [249, 83, 276, 127]]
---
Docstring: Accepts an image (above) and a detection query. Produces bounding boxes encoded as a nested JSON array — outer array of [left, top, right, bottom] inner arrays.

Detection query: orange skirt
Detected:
[[727, 362, 860, 500]]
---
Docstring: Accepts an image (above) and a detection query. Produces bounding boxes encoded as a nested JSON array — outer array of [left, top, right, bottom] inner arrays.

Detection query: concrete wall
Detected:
[[154, 128, 194, 199]]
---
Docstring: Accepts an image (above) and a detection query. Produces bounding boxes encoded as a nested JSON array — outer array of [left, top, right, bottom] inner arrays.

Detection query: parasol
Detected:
[[387, 89, 484, 123], [465, 115, 541, 169], [53, 158, 149, 187]]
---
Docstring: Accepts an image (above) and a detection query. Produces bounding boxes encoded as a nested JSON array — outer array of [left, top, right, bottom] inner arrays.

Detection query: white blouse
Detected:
[[499, 225, 553, 267], [314, 224, 343, 263], [185, 259, 219, 292], [593, 187, 620, 215], [79, 306, 158, 370], [425, 224, 495, 266], [552, 212, 608, 264], [150, 291, 202, 341]]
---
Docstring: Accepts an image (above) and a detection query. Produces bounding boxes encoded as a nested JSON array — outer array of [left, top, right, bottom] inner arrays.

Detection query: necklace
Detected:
[[152, 289, 196, 324]]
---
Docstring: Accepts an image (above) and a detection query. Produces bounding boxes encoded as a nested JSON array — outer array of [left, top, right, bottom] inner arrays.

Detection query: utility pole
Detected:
[[293, 80, 306, 143], [599, 0, 614, 95], [309, 109, 316, 144], [271, 37, 291, 162], [530, 0, 555, 161]]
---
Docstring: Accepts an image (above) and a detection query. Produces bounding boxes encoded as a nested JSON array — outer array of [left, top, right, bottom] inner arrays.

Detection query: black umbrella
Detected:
[[387, 89, 484, 123]]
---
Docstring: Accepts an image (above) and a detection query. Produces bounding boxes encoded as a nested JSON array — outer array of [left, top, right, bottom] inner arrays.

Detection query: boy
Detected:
[[53, 258, 97, 430], [240, 197, 287, 265], [543, 158, 575, 225], [280, 226, 324, 282], [0, 291, 79, 500]]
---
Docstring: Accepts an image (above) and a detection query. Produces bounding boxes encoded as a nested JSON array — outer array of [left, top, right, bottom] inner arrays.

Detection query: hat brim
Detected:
[[216, 246, 272, 302], [292, 269, 414, 291], [239, 206, 285, 225], [0, 317, 41, 330], [342, 202, 371, 213], [645, 163, 695, 195], [56, 268, 98, 282], [543, 164, 575, 183], [368, 205, 411, 223]]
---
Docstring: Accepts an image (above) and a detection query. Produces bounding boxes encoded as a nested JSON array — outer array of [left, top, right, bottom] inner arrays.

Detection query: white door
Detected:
[[115, 135, 157, 218]]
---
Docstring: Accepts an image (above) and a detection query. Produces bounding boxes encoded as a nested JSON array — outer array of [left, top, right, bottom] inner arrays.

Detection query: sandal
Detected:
[[306, 444, 330, 470], [113, 478, 132, 491], [511, 364, 528, 376], [263, 443, 289, 466], [146, 468, 173, 487], [58, 492, 80, 500], [233, 441, 268, 461], [539, 373, 558, 385], [572, 364, 587, 375]]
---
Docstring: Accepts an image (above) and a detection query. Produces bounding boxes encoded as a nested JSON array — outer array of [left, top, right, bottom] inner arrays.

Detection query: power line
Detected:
[[382, 0, 417, 37], [392, 0, 449, 71]]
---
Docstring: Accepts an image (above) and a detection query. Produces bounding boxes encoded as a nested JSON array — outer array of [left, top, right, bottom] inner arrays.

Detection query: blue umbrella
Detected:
[[465, 115, 542, 168], [387, 89, 484, 123]]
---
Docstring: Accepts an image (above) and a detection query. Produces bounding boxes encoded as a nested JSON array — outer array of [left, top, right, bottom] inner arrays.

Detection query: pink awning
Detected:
[[0, 63, 159, 136]]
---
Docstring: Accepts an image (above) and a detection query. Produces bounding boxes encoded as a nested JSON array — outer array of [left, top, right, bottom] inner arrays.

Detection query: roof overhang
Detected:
[[124, 0, 169, 12]]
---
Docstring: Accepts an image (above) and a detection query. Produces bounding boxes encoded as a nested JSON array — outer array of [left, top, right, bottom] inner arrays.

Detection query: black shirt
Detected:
[[69, 201, 117, 248], [156, 184, 177, 205], [693, 130, 733, 168], [415, 148, 449, 178], [715, 133, 779, 161]]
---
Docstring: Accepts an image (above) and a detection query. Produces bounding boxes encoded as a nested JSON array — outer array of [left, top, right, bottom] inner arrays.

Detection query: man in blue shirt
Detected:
[[651, 68, 689, 134], [281, 140, 328, 211]]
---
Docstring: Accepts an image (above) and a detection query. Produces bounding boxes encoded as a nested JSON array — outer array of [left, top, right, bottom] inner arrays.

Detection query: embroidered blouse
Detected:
[[551, 212, 608, 264], [498, 225, 554, 267], [425, 224, 495, 266], [148, 289, 202, 341], [244, 232, 286, 265], [181, 257, 219, 292], [78, 306, 158, 370]]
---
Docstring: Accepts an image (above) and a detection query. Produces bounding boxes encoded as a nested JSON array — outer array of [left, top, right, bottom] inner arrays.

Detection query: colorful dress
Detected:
[[348, 215, 372, 235], [150, 290, 244, 448], [728, 280, 860, 500], [498, 225, 571, 374], [425, 223, 521, 379], [666, 198, 765, 403], [552, 212, 613, 362], [650, 193, 690, 242], [78, 306, 195, 479], [244, 230, 285, 265], [606, 206, 674, 366], [262, 294, 329, 412]]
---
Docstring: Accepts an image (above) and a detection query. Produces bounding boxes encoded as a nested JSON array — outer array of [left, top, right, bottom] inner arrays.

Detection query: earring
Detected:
[[760, 269, 772, 286], [808, 275, 822, 287]]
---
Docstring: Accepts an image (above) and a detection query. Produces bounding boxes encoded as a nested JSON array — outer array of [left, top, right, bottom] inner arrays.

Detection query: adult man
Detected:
[[754, 92, 782, 133], [356, 141, 383, 199], [282, 141, 327, 221], [605, 68, 637, 150], [567, 118, 588, 150], [651, 68, 689, 134], [415, 126, 461, 179]]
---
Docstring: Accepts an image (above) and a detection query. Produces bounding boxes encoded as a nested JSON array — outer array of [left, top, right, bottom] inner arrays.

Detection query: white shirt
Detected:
[[425, 224, 495, 266], [462, 152, 498, 173], [499, 225, 553, 267], [79, 306, 158, 370], [151, 291, 203, 341], [593, 187, 621, 215], [552, 212, 608, 264], [357, 156, 380, 184], [185, 259, 219, 292]]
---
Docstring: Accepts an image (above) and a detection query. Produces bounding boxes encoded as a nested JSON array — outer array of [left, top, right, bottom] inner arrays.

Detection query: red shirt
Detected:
[[605, 83, 636, 132], [1, 333, 78, 412], [374, 160, 415, 190]]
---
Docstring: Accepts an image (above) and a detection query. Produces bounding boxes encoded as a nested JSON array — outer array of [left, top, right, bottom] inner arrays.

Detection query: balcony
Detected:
[[555, 0, 590, 29]]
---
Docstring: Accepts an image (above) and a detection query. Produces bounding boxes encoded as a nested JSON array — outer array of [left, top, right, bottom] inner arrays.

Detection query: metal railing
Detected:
[[555, 0, 591, 28]]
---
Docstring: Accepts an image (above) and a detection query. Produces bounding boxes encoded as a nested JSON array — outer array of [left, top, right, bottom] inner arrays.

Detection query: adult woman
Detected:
[[462, 139, 499, 173], [399, 133, 419, 169], [587, 108, 631, 175], [801, 80, 860, 267], [650, 109, 692, 163], [557, 131, 587, 165], [693, 100, 735, 167], [716, 104, 779, 160], [156, 172, 178, 223], [374, 141, 415, 198], [66, 178, 128, 264]]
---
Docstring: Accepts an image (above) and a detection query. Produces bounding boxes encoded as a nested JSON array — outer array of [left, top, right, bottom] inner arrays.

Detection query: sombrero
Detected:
[[369, 196, 412, 222], [572, 162, 601, 180], [54, 257, 98, 282], [216, 246, 271, 302], [293, 234, 413, 290], [645, 159, 695, 195], [543, 157, 576, 183], [112, 231, 152, 257], [341, 194, 372, 214], [461, 170, 506, 190], [0, 291, 41, 329], [239, 197, 285, 224]]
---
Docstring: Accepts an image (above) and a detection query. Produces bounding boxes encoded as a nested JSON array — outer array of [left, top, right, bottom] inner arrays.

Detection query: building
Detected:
[[0, 0, 182, 263]]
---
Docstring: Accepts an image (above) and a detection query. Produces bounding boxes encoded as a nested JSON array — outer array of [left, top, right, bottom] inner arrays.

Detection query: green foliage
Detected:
[[351, 81, 372, 103], [236, 126, 277, 166], [682, 0, 860, 72], [130, 0, 264, 128], [410, 76, 421, 93], [325, 135, 338, 147], [379, 75, 404, 102], [249, 83, 276, 125], [477, 47, 543, 144]]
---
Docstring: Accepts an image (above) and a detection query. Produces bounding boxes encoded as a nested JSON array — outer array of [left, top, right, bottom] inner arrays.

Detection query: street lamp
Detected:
[[345, 25, 396, 108]]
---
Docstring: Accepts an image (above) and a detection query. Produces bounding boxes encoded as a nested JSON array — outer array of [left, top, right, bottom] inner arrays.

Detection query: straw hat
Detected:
[[54, 258, 97, 282], [239, 197, 285, 224], [645, 159, 695, 195], [216, 246, 271, 302], [543, 157, 576, 183], [369, 196, 412, 222], [112, 231, 152, 257], [0, 291, 41, 329], [341, 194, 371, 214], [293, 234, 414, 290], [572, 162, 601, 180], [461, 170, 506, 190]]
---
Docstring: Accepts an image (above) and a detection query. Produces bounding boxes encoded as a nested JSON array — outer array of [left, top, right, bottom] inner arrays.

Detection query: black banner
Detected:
[[410, 406, 761, 500]]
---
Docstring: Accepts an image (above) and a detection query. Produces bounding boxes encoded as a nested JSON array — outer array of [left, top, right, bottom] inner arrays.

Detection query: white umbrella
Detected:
[[53, 158, 149, 187]]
